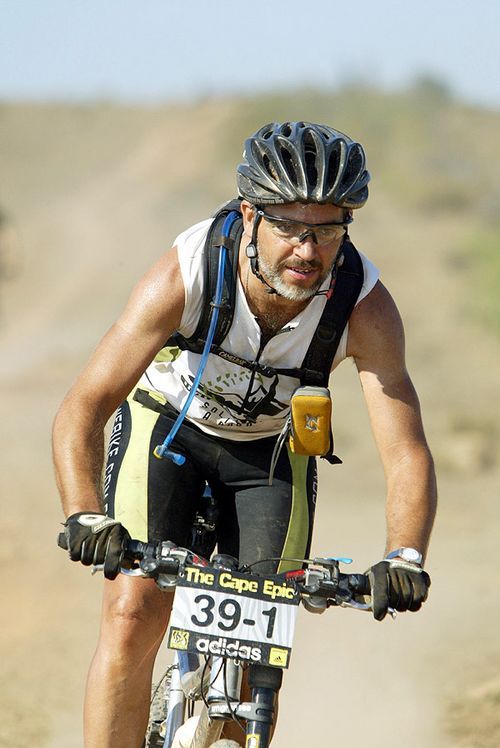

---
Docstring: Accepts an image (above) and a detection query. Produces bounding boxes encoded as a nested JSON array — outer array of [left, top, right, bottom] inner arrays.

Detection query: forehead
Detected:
[[265, 202, 345, 223]]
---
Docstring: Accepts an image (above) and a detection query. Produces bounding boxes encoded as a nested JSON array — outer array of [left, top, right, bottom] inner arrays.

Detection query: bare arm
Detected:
[[52, 246, 185, 517], [347, 281, 437, 562]]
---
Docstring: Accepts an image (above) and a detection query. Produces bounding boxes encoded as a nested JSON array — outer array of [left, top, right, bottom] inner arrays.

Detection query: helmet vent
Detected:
[[305, 147, 318, 189], [281, 147, 297, 185], [326, 149, 341, 193], [341, 145, 363, 188], [262, 153, 277, 180]]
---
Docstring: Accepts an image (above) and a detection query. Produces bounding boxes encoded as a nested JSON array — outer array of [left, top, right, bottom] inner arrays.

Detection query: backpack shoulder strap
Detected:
[[170, 199, 243, 352], [300, 240, 364, 386]]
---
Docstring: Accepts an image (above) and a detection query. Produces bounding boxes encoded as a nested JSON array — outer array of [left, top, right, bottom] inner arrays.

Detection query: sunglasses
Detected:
[[257, 209, 352, 246]]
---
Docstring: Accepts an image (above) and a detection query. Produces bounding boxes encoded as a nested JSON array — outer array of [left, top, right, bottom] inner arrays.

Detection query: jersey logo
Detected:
[[180, 370, 288, 427]]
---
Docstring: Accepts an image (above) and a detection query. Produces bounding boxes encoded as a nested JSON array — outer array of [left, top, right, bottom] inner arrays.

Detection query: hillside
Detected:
[[1, 88, 499, 747]]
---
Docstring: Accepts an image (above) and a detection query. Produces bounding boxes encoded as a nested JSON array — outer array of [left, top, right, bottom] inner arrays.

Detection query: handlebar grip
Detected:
[[348, 573, 371, 596], [124, 539, 153, 560], [58, 532, 68, 550]]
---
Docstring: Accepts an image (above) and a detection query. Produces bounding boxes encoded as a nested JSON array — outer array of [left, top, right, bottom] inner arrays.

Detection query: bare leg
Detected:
[[84, 575, 172, 748]]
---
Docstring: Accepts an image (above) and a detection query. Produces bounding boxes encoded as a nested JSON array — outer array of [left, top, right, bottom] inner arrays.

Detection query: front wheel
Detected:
[[145, 668, 173, 748], [210, 741, 242, 747], [146, 725, 166, 748]]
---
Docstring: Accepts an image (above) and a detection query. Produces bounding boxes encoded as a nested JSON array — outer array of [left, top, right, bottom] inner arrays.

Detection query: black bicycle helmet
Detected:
[[237, 121, 370, 208]]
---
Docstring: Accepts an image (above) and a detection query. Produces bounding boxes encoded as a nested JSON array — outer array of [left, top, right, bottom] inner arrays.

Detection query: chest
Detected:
[[245, 292, 309, 343]]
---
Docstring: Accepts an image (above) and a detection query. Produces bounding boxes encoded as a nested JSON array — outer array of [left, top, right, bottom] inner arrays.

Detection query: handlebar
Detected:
[[58, 533, 376, 612]]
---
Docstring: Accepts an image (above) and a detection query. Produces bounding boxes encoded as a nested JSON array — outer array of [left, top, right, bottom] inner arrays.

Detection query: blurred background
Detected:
[[1, 1, 499, 746]]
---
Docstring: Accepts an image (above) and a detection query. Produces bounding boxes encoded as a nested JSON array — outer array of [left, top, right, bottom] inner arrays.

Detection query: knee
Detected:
[[99, 579, 172, 654]]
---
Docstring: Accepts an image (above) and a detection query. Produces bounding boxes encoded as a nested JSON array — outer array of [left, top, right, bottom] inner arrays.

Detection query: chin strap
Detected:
[[246, 211, 279, 295], [251, 257, 278, 295], [312, 237, 348, 299]]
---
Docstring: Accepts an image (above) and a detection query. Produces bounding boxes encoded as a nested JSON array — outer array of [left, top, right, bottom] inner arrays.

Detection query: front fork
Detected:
[[244, 665, 283, 748], [209, 663, 282, 747], [164, 656, 282, 748]]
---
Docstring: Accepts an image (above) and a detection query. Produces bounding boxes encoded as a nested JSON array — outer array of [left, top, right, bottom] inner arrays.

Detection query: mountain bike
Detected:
[[58, 495, 386, 748], [115, 539, 380, 748]]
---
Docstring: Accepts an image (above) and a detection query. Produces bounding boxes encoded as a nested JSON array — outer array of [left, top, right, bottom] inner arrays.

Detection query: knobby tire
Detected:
[[145, 668, 173, 748]]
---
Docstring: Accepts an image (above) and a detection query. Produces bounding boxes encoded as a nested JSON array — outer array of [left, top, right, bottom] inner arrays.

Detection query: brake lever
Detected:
[[337, 598, 397, 619], [91, 563, 144, 576]]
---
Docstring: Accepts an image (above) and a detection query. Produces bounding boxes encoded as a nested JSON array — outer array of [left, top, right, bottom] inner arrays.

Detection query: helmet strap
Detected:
[[246, 210, 279, 296], [313, 234, 348, 299], [251, 257, 279, 295]]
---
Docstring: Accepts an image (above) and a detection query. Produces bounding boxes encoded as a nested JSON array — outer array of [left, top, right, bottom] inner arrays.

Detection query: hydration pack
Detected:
[[168, 198, 364, 388]]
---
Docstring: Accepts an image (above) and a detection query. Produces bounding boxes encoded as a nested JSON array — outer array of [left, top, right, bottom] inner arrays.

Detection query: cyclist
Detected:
[[53, 121, 437, 747]]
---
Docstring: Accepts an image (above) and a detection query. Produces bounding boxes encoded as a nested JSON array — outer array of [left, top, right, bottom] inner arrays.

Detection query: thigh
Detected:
[[104, 394, 206, 544], [215, 440, 317, 575]]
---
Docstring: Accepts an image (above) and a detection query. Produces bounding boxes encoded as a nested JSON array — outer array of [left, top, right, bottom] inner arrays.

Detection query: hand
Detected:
[[368, 559, 431, 621], [63, 512, 130, 580]]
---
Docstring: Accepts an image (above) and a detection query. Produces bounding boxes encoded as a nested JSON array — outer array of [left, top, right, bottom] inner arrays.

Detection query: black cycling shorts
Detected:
[[104, 389, 317, 574]]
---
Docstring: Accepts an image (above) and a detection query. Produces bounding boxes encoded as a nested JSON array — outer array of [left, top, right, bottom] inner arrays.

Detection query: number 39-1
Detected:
[[191, 594, 277, 638]]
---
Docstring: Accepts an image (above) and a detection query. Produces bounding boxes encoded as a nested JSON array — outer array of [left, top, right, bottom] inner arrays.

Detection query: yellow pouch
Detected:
[[289, 386, 332, 456]]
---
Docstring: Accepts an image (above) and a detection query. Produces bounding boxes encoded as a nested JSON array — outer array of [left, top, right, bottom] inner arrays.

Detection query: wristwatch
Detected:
[[385, 547, 423, 565]]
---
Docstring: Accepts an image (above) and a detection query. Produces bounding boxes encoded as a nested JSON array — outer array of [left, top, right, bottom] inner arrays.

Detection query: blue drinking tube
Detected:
[[153, 211, 240, 465]]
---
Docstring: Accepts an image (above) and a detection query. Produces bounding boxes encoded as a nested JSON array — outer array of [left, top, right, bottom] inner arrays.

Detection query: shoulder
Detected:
[[174, 218, 212, 260], [125, 217, 212, 334], [118, 245, 186, 339], [346, 281, 405, 373], [351, 247, 380, 305]]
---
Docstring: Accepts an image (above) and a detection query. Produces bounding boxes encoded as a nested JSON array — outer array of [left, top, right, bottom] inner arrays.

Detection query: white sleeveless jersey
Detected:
[[140, 219, 379, 441]]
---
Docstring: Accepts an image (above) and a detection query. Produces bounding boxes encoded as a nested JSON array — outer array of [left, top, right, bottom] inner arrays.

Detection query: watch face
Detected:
[[402, 548, 421, 563]]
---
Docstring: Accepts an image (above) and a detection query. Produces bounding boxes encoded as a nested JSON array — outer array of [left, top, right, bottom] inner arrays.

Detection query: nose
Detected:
[[293, 232, 319, 260]]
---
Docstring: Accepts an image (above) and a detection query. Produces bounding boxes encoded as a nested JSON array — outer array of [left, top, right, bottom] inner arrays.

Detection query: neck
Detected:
[[239, 238, 311, 335]]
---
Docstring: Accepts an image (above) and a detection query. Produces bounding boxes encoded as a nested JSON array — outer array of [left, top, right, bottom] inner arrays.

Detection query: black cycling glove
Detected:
[[64, 512, 130, 580], [368, 560, 431, 621]]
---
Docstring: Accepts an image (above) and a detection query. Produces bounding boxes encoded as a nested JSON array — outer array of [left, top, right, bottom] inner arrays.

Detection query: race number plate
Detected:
[[168, 566, 299, 668]]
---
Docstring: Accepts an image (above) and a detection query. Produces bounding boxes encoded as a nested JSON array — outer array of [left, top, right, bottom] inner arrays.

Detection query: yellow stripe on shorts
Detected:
[[113, 393, 160, 541]]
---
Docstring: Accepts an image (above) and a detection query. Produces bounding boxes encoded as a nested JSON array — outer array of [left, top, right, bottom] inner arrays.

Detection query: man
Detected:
[[53, 121, 437, 747]]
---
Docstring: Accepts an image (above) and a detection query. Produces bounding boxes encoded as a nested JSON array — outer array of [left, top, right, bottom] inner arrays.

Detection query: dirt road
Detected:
[[1, 105, 498, 748]]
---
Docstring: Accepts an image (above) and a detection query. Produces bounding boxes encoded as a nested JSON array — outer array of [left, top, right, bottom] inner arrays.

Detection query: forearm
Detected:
[[384, 443, 437, 562], [52, 394, 108, 517]]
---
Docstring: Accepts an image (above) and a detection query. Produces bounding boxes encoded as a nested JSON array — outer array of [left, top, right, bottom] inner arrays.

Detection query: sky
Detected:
[[0, 0, 499, 109]]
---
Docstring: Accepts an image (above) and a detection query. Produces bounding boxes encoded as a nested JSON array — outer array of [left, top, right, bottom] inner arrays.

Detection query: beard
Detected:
[[257, 249, 333, 301]]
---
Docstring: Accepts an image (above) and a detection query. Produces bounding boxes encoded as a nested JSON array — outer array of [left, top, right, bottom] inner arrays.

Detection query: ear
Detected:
[[240, 200, 256, 234]]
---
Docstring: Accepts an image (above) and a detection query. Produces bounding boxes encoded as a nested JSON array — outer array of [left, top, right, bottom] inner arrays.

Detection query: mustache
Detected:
[[281, 260, 322, 271]]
